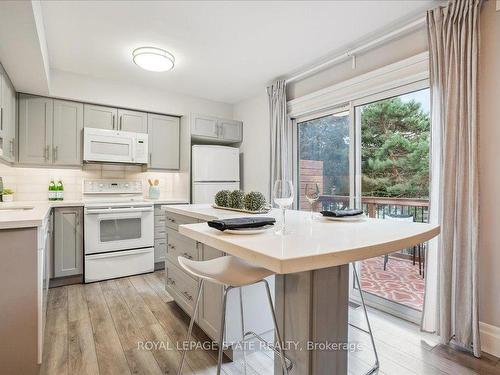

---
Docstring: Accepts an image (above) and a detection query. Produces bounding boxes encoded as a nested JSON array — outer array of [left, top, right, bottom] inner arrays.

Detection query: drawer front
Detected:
[[154, 224, 167, 239], [166, 229, 198, 268], [165, 260, 198, 314], [154, 238, 167, 263], [165, 212, 198, 231]]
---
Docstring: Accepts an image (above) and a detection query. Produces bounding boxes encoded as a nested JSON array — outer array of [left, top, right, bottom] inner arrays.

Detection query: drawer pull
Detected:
[[182, 291, 193, 301], [166, 277, 176, 285], [168, 217, 177, 223], [181, 252, 193, 260], [168, 244, 176, 250]]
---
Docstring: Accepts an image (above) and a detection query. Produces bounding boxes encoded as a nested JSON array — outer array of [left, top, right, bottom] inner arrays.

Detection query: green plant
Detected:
[[2, 188, 13, 195], [228, 190, 245, 209], [214, 190, 231, 207], [244, 191, 267, 211]]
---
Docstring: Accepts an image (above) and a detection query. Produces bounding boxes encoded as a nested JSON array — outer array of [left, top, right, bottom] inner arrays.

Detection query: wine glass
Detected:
[[273, 180, 294, 234], [305, 183, 320, 219]]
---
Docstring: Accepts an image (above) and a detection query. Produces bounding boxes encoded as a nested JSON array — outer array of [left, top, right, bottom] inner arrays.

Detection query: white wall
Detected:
[[49, 69, 233, 118], [233, 93, 270, 200], [478, 0, 500, 330]]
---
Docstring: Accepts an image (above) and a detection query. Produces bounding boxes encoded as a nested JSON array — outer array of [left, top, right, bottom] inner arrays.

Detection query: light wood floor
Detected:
[[40, 271, 500, 375]]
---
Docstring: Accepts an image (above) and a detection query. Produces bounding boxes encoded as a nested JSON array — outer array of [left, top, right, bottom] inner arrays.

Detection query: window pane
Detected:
[[297, 111, 350, 211]]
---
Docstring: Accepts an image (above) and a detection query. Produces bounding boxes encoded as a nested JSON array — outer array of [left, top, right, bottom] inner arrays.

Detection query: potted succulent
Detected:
[[2, 188, 14, 202], [244, 191, 267, 211], [214, 190, 231, 207], [228, 190, 245, 209]]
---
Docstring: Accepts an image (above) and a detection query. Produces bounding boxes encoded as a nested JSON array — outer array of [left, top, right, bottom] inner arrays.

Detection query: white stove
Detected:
[[83, 180, 154, 283]]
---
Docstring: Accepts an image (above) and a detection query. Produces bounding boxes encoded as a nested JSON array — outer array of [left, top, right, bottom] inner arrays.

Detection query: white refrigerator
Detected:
[[192, 145, 240, 204]]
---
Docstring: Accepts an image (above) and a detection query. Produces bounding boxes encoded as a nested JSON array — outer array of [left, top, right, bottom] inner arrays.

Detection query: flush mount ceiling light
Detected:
[[132, 47, 175, 72]]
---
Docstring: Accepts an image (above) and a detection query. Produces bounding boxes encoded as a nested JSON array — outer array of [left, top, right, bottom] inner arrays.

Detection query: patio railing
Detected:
[[318, 195, 430, 223]]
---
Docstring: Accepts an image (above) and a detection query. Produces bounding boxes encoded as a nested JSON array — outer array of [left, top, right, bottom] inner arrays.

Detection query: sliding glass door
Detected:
[[353, 85, 431, 322], [292, 82, 430, 323], [294, 108, 352, 212]]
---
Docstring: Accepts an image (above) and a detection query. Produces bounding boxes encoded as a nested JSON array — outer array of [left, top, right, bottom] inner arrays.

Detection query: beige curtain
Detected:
[[422, 0, 482, 357], [268, 80, 290, 189]]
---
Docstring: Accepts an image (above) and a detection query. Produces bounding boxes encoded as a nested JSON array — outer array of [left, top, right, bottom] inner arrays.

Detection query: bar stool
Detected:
[[350, 265, 380, 375], [176, 255, 291, 375]]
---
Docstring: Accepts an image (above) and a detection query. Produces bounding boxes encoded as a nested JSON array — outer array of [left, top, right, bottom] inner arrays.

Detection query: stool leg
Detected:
[[352, 266, 379, 374], [177, 279, 204, 375], [239, 287, 248, 374], [262, 279, 289, 375], [217, 286, 230, 375]]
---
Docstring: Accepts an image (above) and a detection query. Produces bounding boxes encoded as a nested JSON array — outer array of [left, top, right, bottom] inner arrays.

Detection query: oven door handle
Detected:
[[86, 248, 152, 259], [85, 207, 153, 215]]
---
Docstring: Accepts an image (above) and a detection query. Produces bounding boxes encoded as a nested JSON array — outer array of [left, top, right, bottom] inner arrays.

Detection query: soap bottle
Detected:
[[56, 179, 64, 201], [48, 179, 56, 201]]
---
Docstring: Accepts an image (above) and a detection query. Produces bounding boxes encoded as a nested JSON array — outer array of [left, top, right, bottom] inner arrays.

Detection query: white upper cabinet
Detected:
[[191, 114, 242, 143], [83, 104, 117, 130], [118, 109, 148, 133], [148, 113, 180, 170], [53, 100, 83, 166]]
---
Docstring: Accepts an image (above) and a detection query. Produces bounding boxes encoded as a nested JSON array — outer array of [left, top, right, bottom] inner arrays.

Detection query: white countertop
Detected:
[[163, 203, 255, 220], [173, 205, 440, 274], [0, 198, 189, 230]]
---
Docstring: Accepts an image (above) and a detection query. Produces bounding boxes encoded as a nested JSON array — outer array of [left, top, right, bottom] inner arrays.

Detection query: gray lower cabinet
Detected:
[[148, 113, 180, 170], [197, 244, 224, 340], [53, 207, 83, 278], [164, 211, 225, 342], [83, 104, 117, 130], [118, 109, 147, 133], [154, 205, 167, 267], [53, 100, 83, 166], [18, 95, 53, 164]]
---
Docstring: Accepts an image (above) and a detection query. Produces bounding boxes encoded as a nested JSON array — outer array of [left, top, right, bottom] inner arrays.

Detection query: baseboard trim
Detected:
[[480, 321, 500, 357]]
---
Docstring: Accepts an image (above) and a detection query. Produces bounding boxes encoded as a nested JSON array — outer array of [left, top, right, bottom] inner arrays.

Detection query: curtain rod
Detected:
[[285, 16, 427, 85]]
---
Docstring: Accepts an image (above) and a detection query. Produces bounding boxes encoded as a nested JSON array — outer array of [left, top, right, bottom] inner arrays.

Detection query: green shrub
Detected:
[[214, 190, 231, 207], [244, 191, 267, 211], [228, 190, 245, 209]]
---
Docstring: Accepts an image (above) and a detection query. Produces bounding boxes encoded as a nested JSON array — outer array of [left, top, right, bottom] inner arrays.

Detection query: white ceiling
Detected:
[[39, 1, 437, 104]]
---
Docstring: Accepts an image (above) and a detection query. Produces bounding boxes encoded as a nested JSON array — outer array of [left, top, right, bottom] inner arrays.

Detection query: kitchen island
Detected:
[[167, 204, 440, 375]]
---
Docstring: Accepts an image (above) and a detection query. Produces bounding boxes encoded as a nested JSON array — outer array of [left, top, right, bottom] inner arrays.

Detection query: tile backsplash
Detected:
[[0, 162, 189, 202]]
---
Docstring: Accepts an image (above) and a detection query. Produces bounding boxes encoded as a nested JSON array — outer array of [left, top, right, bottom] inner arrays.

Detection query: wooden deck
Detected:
[[40, 271, 500, 375]]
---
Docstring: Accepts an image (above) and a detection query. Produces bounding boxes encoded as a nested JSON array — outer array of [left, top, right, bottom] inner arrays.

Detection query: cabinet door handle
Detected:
[[182, 252, 193, 260], [76, 212, 79, 225], [166, 277, 176, 285], [112, 114, 115, 130], [119, 116, 122, 130], [45, 145, 50, 161], [149, 152, 152, 164], [182, 291, 193, 301], [53, 146, 58, 161], [0, 107, 3, 130], [9, 139, 14, 158]]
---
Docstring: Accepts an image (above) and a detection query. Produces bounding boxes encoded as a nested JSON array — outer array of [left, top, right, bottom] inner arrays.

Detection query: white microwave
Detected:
[[83, 128, 148, 164]]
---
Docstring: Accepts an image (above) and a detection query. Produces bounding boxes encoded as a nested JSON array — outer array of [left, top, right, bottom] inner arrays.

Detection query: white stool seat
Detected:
[[178, 255, 273, 287]]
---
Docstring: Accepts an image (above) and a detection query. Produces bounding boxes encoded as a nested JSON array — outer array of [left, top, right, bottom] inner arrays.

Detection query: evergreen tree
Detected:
[[361, 97, 430, 198]]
